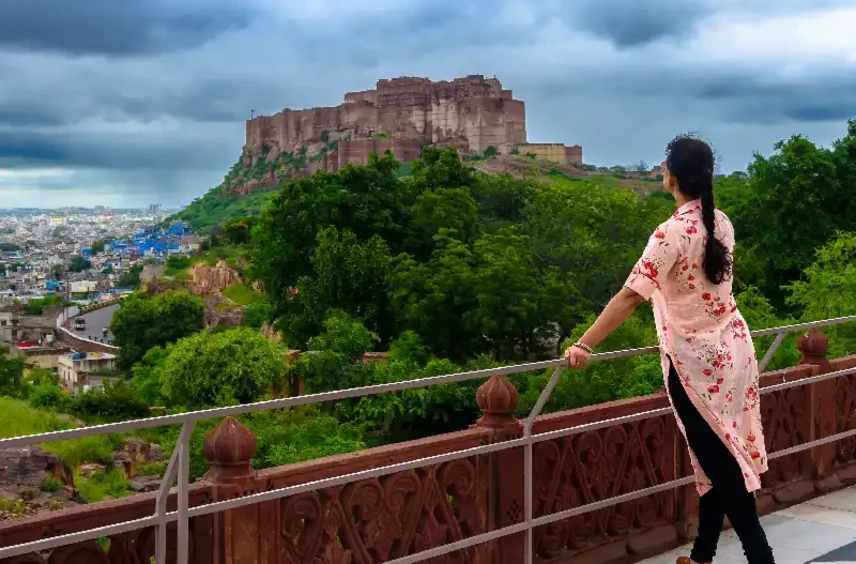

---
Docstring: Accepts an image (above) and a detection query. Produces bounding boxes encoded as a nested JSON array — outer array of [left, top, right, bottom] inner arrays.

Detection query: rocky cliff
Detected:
[[189, 260, 241, 296]]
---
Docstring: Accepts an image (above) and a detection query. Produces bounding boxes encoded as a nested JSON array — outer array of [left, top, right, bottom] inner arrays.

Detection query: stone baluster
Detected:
[[202, 417, 274, 563], [476, 374, 523, 564], [797, 328, 837, 483]]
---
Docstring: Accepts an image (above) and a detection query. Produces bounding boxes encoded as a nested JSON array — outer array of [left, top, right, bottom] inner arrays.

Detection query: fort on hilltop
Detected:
[[234, 75, 582, 194]]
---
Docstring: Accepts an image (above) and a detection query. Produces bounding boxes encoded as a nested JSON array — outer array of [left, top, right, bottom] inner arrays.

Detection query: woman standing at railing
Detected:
[[565, 134, 775, 564]]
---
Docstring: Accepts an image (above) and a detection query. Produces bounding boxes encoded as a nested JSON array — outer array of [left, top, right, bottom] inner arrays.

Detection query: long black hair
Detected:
[[665, 134, 732, 284]]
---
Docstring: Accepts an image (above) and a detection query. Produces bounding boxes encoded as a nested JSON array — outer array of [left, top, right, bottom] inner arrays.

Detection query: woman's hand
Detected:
[[565, 345, 591, 370]]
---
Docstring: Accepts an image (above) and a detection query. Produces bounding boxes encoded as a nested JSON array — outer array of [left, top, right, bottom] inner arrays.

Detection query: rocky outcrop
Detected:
[[142, 277, 189, 296], [140, 264, 165, 283], [0, 447, 74, 490], [260, 322, 283, 344], [203, 294, 244, 328], [189, 260, 240, 296], [112, 438, 166, 479]]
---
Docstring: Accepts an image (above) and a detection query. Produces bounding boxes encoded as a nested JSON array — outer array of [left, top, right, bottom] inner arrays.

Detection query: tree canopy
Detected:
[[110, 290, 205, 370], [160, 327, 286, 408]]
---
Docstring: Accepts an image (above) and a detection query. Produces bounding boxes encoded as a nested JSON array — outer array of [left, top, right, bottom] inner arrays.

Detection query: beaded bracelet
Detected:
[[573, 341, 593, 354]]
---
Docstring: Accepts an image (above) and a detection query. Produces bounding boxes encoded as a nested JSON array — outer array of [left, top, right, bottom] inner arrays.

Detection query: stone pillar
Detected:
[[798, 329, 835, 482], [476, 375, 523, 564], [203, 417, 276, 564]]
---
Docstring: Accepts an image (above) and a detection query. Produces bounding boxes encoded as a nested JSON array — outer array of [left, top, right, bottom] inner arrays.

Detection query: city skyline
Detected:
[[1, 0, 854, 207]]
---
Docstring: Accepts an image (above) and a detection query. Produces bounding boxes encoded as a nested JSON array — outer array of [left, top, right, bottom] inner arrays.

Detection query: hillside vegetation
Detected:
[[173, 150, 659, 234]]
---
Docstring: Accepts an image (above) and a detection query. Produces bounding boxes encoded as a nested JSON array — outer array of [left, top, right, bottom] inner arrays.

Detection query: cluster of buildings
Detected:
[[0, 209, 197, 393]]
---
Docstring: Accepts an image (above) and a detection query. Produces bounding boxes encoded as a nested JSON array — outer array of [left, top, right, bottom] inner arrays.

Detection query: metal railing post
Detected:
[[758, 331, 786, 372], [523, 364, 566, 564], [155, 421, 194, 564], [177, 422, 193, 564]]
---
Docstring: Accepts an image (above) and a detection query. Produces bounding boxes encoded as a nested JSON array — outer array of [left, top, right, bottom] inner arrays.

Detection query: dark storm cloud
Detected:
[[0, 0, 854, 207], [568, 0, 714, 47], [0, 0, 255, 55]]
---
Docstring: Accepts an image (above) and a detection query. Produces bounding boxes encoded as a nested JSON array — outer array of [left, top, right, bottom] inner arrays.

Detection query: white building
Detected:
[[57, 351, 118, 391]]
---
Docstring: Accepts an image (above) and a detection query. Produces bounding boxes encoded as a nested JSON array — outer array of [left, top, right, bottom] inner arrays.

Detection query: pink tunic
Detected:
[[624, 199, 768, 495]]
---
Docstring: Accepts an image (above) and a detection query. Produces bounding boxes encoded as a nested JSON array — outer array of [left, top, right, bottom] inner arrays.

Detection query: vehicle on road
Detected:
[[73, 318, 85, 331]]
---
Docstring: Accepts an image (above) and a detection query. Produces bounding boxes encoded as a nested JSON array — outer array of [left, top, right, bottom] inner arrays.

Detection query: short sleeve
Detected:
[[624, 220, 681, 300]]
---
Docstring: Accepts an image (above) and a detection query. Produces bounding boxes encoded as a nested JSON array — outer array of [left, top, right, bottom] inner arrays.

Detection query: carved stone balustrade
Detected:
[[2, 341, 856, 564]]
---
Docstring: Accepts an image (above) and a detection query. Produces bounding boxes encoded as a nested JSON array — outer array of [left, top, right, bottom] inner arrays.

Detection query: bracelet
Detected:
[[573, 341, 593, 354]]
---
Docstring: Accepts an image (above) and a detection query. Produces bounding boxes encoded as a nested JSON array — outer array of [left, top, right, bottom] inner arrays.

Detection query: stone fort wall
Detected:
[[245, 75, 527, 156]]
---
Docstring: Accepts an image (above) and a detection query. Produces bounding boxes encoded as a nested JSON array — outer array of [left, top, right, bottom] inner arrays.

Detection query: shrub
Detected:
[[71, 380, 149, 421], [28, 383, 72, 412], [76, 469, 129, 502], [41, 475, 64, 492], [160, 327, 286, 408]]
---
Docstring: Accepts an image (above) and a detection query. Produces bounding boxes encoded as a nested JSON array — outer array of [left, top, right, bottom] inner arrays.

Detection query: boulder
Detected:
[[129, 475, 161, 493], [0, 446, 74, 489], [78, 463, 105, 476]]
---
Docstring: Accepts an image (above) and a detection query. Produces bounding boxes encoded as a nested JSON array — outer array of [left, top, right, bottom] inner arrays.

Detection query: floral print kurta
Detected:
[[624, 199, 767, 495]]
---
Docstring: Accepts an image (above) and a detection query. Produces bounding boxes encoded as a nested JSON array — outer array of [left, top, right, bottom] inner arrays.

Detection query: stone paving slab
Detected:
[[640, 486, 856, 563]]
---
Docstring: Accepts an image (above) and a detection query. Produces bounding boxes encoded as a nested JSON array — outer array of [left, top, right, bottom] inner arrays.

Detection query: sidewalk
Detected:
[[641, 486, 856, 563]]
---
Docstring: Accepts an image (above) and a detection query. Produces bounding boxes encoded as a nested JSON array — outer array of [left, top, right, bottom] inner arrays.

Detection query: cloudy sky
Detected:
[[1, 0, 855, 209]]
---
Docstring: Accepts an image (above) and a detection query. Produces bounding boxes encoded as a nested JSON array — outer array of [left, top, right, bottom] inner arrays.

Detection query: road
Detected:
[[72, 303, 120, 345]]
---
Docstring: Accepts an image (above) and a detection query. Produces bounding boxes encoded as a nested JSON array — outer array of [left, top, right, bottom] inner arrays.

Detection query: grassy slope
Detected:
[[0, 397, 136, 502]]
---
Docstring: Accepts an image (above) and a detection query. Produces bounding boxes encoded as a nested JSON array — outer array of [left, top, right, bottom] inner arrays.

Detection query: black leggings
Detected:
[[667, 360, 775, 563]]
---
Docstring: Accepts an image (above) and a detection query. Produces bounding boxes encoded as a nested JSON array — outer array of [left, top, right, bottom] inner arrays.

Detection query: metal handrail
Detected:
[[0, 315, 854, 563]]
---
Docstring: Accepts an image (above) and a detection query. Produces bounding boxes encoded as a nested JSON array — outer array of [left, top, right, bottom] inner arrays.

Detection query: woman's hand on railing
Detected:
[[565, 345, 591, 370]]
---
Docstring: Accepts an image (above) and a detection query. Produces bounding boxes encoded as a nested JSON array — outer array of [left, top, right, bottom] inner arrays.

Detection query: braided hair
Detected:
[[665, 134, 732, 284]]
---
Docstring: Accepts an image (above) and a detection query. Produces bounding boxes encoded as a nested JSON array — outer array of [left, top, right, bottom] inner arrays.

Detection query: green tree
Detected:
[[483, 145, 498, 157], [222, 217, 254, 245], [243, 296, 275, 329], [160, 327, 286, 408], [116, 264, 143, 288], [130, 346, 171, 405], [252, 152, 406, 342], [110, 291, 205, 370], [69, 255, 92, 272], [786, 232, 856, 357], [292, 310, 380, 394], [387, 232, 479, 360], [729, 134, 844, 307], [466, 229, 552, 359], [404, 187, 480, 260], [0, 347, 27, 396], [90, 240, 106, 254]]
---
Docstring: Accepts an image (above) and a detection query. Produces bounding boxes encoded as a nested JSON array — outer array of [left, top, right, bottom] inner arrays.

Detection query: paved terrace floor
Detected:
[[642, 486, 856, 563]]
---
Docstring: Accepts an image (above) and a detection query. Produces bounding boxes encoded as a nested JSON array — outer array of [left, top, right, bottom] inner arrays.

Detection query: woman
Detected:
[[565, 135, 775, 564]]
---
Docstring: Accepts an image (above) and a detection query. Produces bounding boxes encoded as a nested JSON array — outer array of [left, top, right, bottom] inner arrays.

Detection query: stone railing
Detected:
[[2, 329, 855, 563], [0, 485, 216, 563]]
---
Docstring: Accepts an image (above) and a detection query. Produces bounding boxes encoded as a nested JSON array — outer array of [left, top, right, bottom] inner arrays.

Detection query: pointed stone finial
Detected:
[[476, 374, 519, 429], [798, 327, 829, 366], [203, 416, 257, 482]]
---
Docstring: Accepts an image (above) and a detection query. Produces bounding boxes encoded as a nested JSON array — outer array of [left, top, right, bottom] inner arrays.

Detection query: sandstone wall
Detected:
[[246, 75, 527, 156], [337, 139, 423, 167], [507, 143, 583, 166], [565, 144, 583, 165]]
